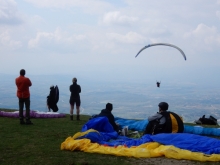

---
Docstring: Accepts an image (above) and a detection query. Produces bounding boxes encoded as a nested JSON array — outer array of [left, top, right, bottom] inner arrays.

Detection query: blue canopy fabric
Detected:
[[115, 117, 148, 131], [115, 117, 220, 136], [78, 116, 220, 155], [80, 117, 118, 142], [150, 133, 220, 155]]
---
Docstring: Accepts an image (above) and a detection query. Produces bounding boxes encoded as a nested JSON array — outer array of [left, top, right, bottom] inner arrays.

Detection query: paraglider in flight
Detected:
[[135, 43, 187, 60], [156, 81, 161, 88]]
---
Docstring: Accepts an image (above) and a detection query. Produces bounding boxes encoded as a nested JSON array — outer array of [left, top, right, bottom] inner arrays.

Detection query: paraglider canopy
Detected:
[[47, 85, 59, 112], [135, 43, 186, 87], [135, 43, 187, 60]]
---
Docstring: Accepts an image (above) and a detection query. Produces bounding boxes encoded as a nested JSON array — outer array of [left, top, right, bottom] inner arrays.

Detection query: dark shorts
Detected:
[[69, 98, 81, 106]]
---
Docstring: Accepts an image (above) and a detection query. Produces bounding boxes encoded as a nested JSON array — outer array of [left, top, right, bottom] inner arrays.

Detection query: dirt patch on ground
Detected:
[[128, 157, 220, 165]]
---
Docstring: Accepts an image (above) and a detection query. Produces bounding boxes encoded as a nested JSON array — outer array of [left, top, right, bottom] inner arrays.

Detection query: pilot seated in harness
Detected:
[[143, 102, 184, 135]]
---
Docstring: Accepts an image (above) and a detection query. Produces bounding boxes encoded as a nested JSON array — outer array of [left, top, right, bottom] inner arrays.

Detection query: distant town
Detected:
[[1, 74, 220, 123]]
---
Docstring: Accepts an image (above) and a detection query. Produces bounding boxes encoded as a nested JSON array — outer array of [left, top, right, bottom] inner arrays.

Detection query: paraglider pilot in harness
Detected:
[[156, 81, 161, 88], [47, 85, 59, 112], [143, 102, 184, 135]]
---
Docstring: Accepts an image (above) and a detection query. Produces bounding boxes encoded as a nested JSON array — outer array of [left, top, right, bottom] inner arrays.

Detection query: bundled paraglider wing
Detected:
[[54, 85, 59, 104], [135, 43, 186, 60]]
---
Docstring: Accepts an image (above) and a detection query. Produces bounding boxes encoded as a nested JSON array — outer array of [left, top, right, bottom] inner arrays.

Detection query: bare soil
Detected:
[[128, 157, 220, 165]]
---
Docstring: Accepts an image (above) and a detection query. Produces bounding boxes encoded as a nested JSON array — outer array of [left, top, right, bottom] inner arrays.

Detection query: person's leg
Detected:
[[47, 104, 51, 112], [76, 99, 81, 120], [47, 99, 50, 112], [143, 121, 155, 135], [76, 106, 80, 120], [52, 104, 58, 112], [24, 98, 33, 124], [19, 98, 25, 124], [70, 104, 74, 120]]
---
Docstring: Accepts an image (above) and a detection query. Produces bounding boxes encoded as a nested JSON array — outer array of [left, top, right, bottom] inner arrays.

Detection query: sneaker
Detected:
[[76, 115, 80, 121], [26, 120, 33, 125]]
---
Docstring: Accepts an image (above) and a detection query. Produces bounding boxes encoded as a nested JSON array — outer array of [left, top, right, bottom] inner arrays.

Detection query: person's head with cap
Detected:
[[20, 69, 25, 76], [106, 103, 113, 111], [158, 102, 169, 111], [72, 77, 77, 83]]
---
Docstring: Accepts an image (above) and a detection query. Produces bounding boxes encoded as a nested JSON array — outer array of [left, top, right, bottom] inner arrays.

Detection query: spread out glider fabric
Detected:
[[0, 110, 66, 118], [61, 116, 220, 161], [184, 125, 220, 136], [150, 133, 220, 155], [61, 137, 220, 161], [82, 116, 115, 133], [115, 117, 148, 131], [115, 117, 220, 136]]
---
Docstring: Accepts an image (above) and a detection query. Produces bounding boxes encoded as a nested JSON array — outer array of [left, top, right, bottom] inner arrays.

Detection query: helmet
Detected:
[[158, 102, 169, 111]]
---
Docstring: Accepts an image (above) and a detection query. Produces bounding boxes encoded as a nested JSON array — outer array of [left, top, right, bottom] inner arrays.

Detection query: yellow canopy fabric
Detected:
[[61, 130, 220, 162]]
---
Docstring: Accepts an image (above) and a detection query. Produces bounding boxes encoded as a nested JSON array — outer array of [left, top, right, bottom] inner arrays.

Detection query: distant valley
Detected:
[[1, 74, 220, 123]]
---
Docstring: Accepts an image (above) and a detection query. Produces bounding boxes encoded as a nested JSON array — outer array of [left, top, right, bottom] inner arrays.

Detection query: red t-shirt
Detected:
[[15, 75, 32, 98]]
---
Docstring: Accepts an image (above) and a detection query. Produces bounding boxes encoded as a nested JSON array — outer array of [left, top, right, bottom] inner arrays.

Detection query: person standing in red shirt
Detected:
[[15, 69, 33, 125]]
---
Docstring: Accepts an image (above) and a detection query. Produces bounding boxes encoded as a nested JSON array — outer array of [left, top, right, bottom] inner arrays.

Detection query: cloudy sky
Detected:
[[1, 0, 220, 84]]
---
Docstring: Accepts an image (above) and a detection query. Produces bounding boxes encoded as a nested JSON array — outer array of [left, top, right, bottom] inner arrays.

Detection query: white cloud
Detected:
[[28, 32, 54, 48], [0, 0, 23, 25], [24, 0, 112, 14], [28, 28, 86, 48], [107, 31, 145, 44], [216, 11, 220, 19], [184, 24, 220, 51], [0, 30, 22, 49], [217, 0, 220, 5], [102, 11, 138, 26]]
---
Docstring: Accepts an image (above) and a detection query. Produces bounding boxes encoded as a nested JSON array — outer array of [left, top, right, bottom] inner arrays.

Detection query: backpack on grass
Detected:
[[195, 115, 218, 125]]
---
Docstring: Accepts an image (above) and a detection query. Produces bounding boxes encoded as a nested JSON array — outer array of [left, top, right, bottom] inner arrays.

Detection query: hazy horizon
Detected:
[[1, 74, 220, 123]]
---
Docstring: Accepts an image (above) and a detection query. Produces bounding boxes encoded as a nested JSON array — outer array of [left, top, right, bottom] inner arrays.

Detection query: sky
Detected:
[[1, 0, 220, 85]]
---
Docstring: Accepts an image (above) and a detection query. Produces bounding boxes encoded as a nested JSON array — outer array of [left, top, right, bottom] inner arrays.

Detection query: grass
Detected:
[[1, 108, 220, 165], [0, 108, 135, 165]]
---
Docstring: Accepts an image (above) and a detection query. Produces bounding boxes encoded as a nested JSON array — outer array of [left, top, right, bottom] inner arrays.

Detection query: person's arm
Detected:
[[109, 115, 119, 132], [27, 78, 32, 87], [69, 85, 72, 92], [148, 113, 163, 121], [78, 85, 81, 93], [15, 78, 18, 87]]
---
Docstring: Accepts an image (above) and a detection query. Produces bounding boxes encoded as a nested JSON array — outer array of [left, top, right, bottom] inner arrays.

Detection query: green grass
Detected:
[[1, 108, 220, 165], [0, 108, 135, 165]]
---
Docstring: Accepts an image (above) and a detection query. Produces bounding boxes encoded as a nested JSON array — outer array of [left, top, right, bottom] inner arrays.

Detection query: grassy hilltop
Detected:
[[1, 108, 220, 165]]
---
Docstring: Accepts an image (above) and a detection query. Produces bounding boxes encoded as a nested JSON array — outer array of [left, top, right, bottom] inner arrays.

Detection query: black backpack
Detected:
[[151, 111, 184, 135], [195, 115, 218, 125]]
